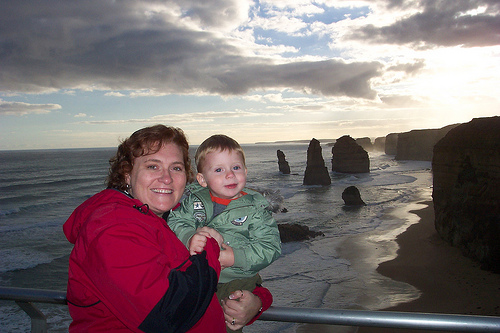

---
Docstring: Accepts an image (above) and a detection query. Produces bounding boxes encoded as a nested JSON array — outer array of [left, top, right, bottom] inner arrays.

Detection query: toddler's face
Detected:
[[197, 149, 247, 200]]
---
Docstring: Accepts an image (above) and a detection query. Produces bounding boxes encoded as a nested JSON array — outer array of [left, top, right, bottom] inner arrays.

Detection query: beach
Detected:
[[355, 201, 500, 332], [293, 200, 500, 333]]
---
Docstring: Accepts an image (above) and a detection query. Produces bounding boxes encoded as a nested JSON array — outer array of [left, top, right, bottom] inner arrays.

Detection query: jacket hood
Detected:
[[63, 189, 143, 244]]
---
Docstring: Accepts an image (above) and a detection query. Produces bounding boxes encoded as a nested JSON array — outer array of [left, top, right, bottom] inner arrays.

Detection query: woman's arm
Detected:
[[220, 285, 273, 330], [87, 221, 221, 332]]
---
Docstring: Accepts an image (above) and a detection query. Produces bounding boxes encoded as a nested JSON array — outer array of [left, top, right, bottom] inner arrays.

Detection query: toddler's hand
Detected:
[[188, 232, 209, 255], [196, 226, 224, 247]]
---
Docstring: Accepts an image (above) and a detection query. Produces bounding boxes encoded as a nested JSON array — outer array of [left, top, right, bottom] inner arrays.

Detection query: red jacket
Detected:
[[63, 189, 226, 332]]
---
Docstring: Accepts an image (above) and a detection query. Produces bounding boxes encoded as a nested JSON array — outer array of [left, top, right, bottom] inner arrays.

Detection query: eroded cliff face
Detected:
[[396, 124, 459, 161], [432, 116, 500, 272], [385, 133, 398, 155]]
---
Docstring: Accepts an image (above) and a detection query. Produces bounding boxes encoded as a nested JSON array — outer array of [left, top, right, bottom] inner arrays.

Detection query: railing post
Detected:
[[15, 301, 48, 333]]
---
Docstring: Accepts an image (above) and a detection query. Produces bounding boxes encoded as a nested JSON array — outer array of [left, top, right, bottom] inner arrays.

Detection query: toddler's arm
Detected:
[[189, 227, 224, 255], [219, 243, 235, 269], [188, 232, 210, 255]]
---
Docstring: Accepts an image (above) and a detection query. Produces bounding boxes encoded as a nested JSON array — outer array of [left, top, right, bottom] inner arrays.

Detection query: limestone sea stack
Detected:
[[432, 116, 500, 272], [355, 137, 373, 152], [303, 138, 331, 185], [331, 135, 369, 173], [277, 149, 291, 174], [342, 186, 366, 206], [373, 137, 386, 152]]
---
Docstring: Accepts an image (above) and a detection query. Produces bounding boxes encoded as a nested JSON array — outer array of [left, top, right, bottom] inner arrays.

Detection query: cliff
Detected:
[[385, 133, 398, 155], [395, 124, 459, 161], [432, 116, 500, 272]]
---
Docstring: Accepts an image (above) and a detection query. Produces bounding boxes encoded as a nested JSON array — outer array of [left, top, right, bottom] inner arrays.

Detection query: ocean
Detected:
[[0, 144, 433, 332]]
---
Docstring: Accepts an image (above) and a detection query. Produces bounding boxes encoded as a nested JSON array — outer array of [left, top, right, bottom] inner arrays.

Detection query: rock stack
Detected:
[[373, 137, 386, 152], [432, 116, 500, 272], [342, 186, 366, 206], [355, 137, 373, 152], [277, 149, 291, 174], [303, 138, 331, 185], [331, 135, 369, 173]]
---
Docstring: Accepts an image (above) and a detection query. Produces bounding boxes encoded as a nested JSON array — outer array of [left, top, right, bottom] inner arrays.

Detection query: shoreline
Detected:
[[295, 200, 500, 333], [357, 201, 500, 332]]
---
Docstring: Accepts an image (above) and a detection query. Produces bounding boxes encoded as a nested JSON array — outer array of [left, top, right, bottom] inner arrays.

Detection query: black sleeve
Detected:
[[138, 251, 218, 333]]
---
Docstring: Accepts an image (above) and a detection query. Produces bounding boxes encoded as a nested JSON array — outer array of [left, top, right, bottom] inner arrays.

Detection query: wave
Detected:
[[0, 175, 103, 193], [0, 218, 63, 234], [0, 248, 57, 274], [0, 207, 20, 216]]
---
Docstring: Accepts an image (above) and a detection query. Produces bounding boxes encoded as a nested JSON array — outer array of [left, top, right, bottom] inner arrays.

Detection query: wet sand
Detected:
[[294, 201, 500, 333], [356, 201, 500, 332]]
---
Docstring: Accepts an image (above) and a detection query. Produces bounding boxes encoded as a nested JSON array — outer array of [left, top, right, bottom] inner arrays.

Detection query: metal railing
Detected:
[[2, 286, 500, 332]]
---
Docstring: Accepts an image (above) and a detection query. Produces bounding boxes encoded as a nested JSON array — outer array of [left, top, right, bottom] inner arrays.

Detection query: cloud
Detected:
[[0, 0, 381, 99], [0, 99, 61, 116], [386, 59, 425, 76], [379, 94, 427, 107], [104, 92, 126, 97], [79, 109, 284, 125], [74, 113, 87, 118], [348, 0, 500, 48]]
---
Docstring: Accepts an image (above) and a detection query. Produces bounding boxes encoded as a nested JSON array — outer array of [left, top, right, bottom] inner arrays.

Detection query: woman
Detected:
[[63, 125, 271, 332]]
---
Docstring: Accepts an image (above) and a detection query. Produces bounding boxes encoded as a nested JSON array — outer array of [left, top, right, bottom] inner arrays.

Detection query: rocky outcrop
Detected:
[[277, 150, 291, 174], [278, 223, 324, 243], [355, 137, 373, 152], [331, 135, 369, 173], [432, 116, 500, 273], [303, 138, 331, 185], [373, 137, 386, 152], [395, 124, 459, 161], [342, 186, 366, 206]]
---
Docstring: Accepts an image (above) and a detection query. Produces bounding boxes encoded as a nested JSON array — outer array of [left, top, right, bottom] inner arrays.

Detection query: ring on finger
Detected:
[[231, 318, 235, 325]]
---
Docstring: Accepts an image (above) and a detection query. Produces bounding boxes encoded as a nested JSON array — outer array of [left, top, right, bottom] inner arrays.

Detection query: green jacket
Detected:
[[167, 183, 282, 283]]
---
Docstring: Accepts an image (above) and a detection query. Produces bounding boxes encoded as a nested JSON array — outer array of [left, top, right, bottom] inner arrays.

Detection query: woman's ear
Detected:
[[196, 173, 208, 187]]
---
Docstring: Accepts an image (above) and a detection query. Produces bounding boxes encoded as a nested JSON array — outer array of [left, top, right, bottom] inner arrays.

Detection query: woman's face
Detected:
[[126, 142, 187, 216]]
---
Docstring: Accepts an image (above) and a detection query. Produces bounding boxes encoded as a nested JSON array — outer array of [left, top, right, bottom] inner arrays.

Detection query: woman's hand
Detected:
[[221, 290, 262, 330]]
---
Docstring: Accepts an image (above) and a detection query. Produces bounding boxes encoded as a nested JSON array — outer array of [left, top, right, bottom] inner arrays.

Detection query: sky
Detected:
[[1, 0, 499, 150]]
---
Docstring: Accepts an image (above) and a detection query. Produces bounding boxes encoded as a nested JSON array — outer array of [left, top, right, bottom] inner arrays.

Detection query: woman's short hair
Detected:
[[107, 124, 193, 190], [195, 134, 245, 173]]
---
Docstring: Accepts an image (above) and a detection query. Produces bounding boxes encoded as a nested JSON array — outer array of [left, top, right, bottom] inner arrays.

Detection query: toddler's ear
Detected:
[[196, 173, 208, 187]]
